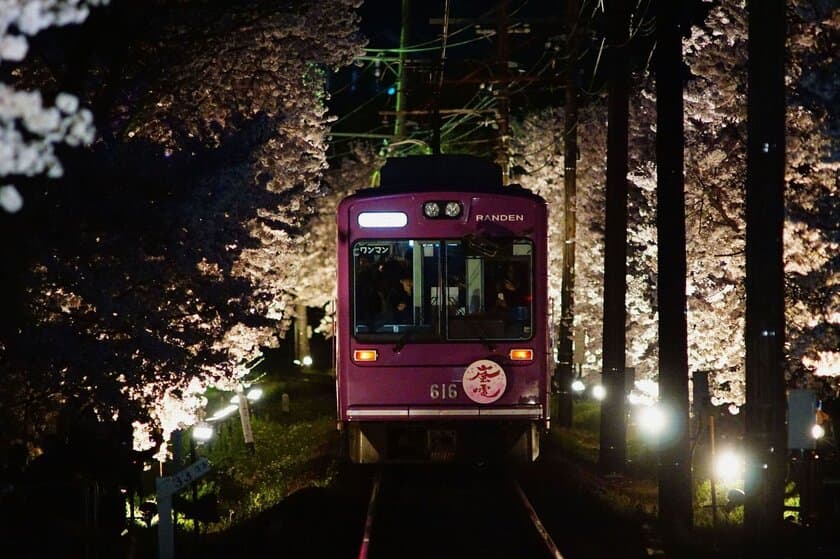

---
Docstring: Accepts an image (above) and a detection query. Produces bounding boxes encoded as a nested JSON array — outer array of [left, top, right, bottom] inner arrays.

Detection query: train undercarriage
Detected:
[[341, 420, 540, 464]]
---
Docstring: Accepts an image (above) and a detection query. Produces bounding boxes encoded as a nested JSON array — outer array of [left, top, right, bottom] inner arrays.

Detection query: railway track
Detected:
[[356, 464, 564, 559]]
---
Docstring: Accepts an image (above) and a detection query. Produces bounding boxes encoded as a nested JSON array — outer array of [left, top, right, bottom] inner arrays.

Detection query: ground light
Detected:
[[714, 449, 745, 482], [209, 404, 238, 421], [591, 384, 606, 401], [230, 387, 264, 404], [192, 421, 214, 444], [636, 404, 667, 438]]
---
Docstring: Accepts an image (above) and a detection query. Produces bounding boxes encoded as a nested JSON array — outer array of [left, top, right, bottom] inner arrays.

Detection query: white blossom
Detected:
[[0, 1, 106, 212], [0, 184, 23, 212]]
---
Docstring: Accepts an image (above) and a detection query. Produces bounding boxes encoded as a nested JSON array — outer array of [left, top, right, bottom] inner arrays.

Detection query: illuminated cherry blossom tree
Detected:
[[0, 0, 106, 213], [293, 144, 382, 337], [513, 105, 608, 377], [513, 0, 838, 407], [0, 0, 364, 458]]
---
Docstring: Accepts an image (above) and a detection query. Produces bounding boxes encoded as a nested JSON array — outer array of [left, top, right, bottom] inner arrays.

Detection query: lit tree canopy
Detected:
[[0, 0, 364, 456], [0, 0, 106, 212], [293, 144, 382, 336], [513, 0, 838, 406]]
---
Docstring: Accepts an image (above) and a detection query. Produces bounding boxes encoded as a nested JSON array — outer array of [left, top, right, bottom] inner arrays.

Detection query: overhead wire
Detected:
[[335, 0, 615, 159], [362, 34, 488, 55]]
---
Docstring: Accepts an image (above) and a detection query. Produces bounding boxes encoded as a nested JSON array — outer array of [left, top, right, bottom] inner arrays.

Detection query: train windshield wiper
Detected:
[[393, 328, 416, 352], [469, 319, 495, 352], [464, 234, 499, 257]]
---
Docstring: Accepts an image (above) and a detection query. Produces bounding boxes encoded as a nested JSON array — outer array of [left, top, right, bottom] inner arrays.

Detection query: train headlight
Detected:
[[444, 201, 462, 217], [423, 202, 441, 218], [358, 212, 408, 228], [571, 379, 586, 393], [591, 384, 606, 401], [812, 423, 826, 440]]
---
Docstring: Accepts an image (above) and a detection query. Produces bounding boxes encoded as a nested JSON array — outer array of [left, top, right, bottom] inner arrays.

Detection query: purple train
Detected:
[[335, 155, 551, 463]]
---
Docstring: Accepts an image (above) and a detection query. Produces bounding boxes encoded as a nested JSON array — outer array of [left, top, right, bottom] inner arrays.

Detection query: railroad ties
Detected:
[[357, 464, 564, 559]]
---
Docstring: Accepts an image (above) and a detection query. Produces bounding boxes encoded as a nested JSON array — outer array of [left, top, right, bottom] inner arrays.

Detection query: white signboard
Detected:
[[156, 457, 211, 559], [156, 457, 211, 497]]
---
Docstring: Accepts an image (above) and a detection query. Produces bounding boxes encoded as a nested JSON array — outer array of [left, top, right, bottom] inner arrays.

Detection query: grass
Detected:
[[549, 398, 779, 526], [549, 399, 660, 517], [196, 373, 339, 530], [127, 379, 813, 558], [129, 368, 341, 547]]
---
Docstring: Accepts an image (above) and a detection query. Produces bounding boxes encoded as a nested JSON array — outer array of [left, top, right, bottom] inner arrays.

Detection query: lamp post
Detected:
[[190, 421, 213, 542]]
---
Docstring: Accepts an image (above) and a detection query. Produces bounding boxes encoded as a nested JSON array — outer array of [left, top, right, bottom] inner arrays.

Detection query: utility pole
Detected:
[[744, 0, 787, 555], [655, 0, 693, 539], [598, 0, 630, 475], [495, 0, 511, 183], [425, 3, 555, 162], [294, 303, 310, 365], [555, 0, 580, 428], [431, 0, 449, 155], [393, 0, 410, 140]]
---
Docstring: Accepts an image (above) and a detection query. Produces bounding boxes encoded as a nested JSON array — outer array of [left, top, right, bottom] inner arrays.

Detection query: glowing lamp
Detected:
[[636, 405, 666, 437], [353, 349, 378, 362], [210, 404, 239, 421], [509, 348, 533, 361], [714, 450, 745, 482], [192, 422, 214, 443], [358, 212, 407, 228]]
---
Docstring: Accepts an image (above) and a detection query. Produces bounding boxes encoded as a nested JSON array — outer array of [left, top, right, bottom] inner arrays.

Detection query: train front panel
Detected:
[[336, 189, 549, 463]]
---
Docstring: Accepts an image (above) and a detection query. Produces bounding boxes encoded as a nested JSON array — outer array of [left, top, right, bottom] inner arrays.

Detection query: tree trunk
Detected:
[[555, 0, 581, 429], [744, 0, 787, 554], [294, 304, 311, 365], [599, 0, 631, 475], [655, 0, 693, 538]]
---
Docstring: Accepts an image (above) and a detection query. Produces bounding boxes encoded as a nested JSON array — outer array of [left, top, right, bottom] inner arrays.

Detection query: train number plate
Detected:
[[430, 383, 458, 400]]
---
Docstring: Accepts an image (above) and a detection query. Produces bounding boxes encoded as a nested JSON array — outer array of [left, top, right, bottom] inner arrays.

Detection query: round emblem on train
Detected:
[[462, 359, 507, 404]]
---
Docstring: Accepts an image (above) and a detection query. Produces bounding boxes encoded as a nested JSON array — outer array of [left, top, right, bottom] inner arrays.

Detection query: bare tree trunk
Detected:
[[555, 0, 581, 428], [655, 0, 693, 539], [294, 304, 310, 365], [599, 0, 631, 475], [744, 0, 787, 554]]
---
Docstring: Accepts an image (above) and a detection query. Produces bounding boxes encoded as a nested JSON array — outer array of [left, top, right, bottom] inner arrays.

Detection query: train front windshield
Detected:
[[352, 237, 533, 342]]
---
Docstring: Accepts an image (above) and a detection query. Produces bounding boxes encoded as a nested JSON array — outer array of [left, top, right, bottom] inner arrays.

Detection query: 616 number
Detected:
[[430, 383, 458, 400]]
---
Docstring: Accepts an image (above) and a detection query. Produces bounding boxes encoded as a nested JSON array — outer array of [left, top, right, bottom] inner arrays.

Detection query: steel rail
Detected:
[[357, 468, 382, 559], [511, 477, 566, 559]]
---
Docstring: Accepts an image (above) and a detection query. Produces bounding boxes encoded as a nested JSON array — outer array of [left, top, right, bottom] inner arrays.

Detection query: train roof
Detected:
[[346, 155, 544, 201]]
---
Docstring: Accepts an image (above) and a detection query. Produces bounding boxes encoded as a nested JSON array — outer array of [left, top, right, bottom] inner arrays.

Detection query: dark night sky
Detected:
[[325, 0, 717, 160], [327, 0, 573, 158]]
